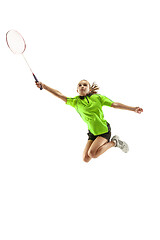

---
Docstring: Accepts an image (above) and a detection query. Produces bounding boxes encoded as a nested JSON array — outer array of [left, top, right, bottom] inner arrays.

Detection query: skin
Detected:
[[36, 79, 143, 113], [35, 79, 143, 162], [76, 80, 143, 114], [77, 80, 92, 96]]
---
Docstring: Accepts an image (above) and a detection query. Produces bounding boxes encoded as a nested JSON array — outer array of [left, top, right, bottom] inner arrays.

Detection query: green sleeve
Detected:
[[99, 95, 114, 107], [66, 97, 78, 108]]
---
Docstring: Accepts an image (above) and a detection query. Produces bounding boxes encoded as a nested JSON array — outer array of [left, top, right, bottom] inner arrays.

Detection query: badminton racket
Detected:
[[6, 30, 42, 90]]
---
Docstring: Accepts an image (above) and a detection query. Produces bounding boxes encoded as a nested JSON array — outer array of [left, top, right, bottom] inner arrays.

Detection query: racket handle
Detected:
[[33, 73, 43, 90]]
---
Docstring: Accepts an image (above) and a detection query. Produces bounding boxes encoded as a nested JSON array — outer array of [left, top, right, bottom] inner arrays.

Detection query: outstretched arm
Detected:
[[111, 102, 143, 114], [35, 81, 67, 103]]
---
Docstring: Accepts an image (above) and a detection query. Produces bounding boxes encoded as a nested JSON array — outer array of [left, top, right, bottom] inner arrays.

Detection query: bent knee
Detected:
[[88, 150, 97, 159]]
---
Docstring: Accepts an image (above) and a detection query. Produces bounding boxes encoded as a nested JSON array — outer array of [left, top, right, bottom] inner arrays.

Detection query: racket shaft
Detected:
[[22, 54, 42, 90], [33, 73, 38, 82], [22, 54, 33, 73]]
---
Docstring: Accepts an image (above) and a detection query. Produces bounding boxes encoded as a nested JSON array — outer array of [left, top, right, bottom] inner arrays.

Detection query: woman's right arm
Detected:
[[35, 81, 67, 103]]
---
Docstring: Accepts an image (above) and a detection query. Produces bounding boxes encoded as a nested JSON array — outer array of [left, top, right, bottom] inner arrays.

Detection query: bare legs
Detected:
[[93, 141, 115, 159], [83, 137, 116, 163]]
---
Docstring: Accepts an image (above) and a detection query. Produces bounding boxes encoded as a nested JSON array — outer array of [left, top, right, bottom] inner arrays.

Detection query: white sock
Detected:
[[112, 139, 117, 147]]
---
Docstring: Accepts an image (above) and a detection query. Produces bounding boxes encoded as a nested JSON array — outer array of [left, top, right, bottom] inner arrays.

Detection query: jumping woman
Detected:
[[35, 80, 143, 163]]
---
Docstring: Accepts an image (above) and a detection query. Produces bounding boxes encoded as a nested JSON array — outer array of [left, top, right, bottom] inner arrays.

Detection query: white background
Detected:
[[0, 0, 160, 239]]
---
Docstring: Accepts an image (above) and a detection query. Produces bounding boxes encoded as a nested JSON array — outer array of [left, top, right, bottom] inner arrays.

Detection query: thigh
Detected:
[[88, 136, 108, 156], [83, 140, 93, 158]]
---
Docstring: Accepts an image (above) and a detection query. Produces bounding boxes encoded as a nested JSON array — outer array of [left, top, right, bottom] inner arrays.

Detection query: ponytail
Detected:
[[90, 81, 100, 94]]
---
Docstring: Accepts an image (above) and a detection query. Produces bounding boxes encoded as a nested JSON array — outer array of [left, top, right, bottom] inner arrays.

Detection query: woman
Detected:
[[35, 80, 143, 163]]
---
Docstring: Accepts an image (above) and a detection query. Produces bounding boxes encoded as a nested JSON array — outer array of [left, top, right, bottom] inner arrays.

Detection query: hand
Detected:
[[134, 107, 143, 114], [35, 81, 44, 89]]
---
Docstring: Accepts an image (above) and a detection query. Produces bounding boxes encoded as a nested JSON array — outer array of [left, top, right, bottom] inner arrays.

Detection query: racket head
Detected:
[[6, 30, 26, 54]]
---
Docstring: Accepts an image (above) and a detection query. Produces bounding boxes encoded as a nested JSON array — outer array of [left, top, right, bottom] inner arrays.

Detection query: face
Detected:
[[77, 80, 91, 96]]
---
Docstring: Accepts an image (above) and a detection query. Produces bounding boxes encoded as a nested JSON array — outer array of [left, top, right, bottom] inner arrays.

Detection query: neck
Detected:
[[79, 92, 93, 99]]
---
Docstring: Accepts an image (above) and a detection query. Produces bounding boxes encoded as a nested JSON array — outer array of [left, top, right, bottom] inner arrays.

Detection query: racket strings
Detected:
[[6, 29, 42, 90], [6, 30, 26, 54]]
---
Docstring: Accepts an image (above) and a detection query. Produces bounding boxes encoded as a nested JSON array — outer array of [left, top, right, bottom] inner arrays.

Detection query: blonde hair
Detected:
[[82, 79, 100, 94]]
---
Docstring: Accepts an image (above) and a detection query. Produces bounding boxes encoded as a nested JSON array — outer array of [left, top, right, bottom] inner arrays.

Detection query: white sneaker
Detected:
[[111, 135, 129, 153]]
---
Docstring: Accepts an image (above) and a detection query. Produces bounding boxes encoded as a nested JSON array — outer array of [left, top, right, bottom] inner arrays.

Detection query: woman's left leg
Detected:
[[88, 136, 115, 159]]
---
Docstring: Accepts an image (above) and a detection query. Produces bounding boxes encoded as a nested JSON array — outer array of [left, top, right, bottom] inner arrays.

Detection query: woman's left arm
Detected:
[[111, 102, 143, 114]]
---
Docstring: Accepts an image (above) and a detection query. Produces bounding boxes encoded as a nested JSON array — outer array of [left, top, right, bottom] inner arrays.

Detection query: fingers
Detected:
[[35, 80, 43, 89], [139, 108, 143, 113], [136, 107, 143, 114]]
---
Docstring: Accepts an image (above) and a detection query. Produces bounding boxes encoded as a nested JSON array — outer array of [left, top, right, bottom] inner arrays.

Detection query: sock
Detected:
[[112, 139, 117, 147]]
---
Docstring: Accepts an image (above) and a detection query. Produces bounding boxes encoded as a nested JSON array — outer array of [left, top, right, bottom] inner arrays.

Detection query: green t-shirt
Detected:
[[66, 94, 114, 135]]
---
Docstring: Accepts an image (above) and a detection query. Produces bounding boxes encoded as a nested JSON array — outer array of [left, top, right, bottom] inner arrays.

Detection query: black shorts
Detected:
[[87, 122, 111, 141]]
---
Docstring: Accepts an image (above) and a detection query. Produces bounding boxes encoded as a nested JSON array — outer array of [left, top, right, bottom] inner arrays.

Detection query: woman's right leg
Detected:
[[83, 140, 93, 163]]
